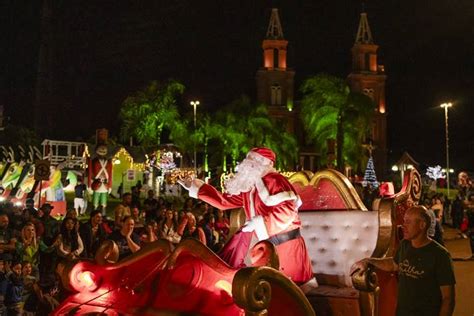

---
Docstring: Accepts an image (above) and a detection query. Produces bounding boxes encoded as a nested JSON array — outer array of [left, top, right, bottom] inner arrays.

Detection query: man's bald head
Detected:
[[405, 206, 432, 233]]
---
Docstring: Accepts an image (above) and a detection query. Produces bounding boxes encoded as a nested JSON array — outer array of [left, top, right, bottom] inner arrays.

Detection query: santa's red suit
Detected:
[[189, 171, 313, 284]]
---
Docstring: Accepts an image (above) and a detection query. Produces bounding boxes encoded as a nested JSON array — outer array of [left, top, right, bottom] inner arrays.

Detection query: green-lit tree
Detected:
[[300, 74, 374, 170], [214, 102, 247, 171], [215, 95, 298, 171], [190, 114, 224, 174], [119, 80, 185, 146]]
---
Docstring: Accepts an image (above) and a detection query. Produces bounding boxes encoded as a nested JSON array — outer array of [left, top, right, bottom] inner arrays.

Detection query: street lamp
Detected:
[[440, 102, 452, 198], [190, 100, 200, 171]]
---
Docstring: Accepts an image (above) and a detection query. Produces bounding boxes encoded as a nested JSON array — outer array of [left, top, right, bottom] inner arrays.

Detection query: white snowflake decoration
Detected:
[[426, 165, 445, 180]]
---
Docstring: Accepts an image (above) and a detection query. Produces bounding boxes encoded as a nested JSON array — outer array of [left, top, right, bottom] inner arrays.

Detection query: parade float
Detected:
[[0, 141, 86, 215], [53, 168, 421, 316]]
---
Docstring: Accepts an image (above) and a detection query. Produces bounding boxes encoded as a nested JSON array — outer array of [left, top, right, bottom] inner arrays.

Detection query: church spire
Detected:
[[256, 7, 295, 122], [266, 8, 284, 40], [348, 6, 388, 177], [261, 8, 288, 70], [355, 12, 374, 44]]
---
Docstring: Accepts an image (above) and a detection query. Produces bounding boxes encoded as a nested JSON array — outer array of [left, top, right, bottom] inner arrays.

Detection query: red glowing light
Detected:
[[80, 271, 95, 287], [72, 270, 98, 292]]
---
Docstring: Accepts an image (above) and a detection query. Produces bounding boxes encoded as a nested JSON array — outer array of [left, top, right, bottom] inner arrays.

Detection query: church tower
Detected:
[[256, 9, 295, 131], [347, 11, 387, 177]]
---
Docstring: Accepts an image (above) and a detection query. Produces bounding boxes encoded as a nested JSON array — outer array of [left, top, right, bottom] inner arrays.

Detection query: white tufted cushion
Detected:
[[300, 211, 379, 287]]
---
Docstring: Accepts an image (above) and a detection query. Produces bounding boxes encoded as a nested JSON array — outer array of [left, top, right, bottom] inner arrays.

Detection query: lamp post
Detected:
[[190, 100, 200, 172], [440, 102, 452, 198]]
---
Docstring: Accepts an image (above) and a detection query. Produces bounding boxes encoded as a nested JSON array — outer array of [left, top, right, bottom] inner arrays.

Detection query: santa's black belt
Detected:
[[267, 228, 301, 246]]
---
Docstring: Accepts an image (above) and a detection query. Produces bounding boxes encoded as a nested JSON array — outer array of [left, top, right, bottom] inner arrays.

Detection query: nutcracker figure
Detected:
[[88, 144, 112, 212]]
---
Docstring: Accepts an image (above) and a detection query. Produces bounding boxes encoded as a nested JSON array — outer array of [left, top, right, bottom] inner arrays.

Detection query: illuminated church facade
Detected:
[[256, 8, 388, 177]]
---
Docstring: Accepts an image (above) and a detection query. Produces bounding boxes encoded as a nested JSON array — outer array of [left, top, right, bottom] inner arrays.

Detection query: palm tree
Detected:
[[119, 80, 185, 146], [214, 104, 247, 171], [300, 74, 374, 170], [190, 114, 223, 174], [215, 95, 298, 171]]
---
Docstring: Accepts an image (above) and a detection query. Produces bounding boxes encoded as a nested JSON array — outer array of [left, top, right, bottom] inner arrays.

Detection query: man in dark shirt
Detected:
[[38, 204, 59, 244], [74, 178, 88, 215], [351, 206, 456, 316], [131, 186, 141, 209], [108, 216, 141, 260], [0, 214, 16, 263], [143, 190, 158, 221], [38, 204, 59, 281], [21, 199, 38, 221], [79, 210, 108, 259]]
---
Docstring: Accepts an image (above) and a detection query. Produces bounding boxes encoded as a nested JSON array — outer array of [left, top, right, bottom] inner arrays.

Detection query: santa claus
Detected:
[[88, 144, 112, 212], [179, 147, 316, 290]]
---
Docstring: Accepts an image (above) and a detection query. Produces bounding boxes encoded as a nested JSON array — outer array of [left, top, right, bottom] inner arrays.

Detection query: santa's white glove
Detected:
[[177, 178, 193, 191], [241, 215, 269, 240], [178, 178, 204, 198]]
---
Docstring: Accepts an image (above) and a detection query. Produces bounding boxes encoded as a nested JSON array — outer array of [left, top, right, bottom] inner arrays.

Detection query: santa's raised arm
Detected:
[[180, 147, 316, 288]]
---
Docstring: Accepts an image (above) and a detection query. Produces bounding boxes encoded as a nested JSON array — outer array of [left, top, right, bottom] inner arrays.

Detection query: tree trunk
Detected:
[[336, 113, 344, 171], [222, 154, 227, 172], [204, 137, 209, 173]]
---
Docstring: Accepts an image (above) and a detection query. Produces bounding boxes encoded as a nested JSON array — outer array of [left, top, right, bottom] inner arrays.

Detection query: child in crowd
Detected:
[[5, 261, 24, 315], [21, 262, 37, 314]]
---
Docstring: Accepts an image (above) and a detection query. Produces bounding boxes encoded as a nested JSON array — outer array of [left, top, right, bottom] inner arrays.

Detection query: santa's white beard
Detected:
[[225, 157, 274, 195]]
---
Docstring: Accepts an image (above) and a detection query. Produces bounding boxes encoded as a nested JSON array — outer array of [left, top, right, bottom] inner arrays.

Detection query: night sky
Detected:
[[1, 1, 473, 171]]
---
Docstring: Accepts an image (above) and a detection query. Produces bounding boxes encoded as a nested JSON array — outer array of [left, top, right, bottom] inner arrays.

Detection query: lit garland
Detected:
[[132, 162, 146, 172], [220, 172, 234, 193], [167, 168, 195, 184], [113, 147, 133, 165], [82, 145, 90, 169]]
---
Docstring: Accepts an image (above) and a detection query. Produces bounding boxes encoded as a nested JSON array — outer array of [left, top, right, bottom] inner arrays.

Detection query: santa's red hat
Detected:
[[250, 147, 276, 164]]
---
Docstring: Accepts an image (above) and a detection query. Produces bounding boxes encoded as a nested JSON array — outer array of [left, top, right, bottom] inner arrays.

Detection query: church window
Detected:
[[363, 88, 375, 99], [273, 49, 279, 69], [271, 85, 282, 105]]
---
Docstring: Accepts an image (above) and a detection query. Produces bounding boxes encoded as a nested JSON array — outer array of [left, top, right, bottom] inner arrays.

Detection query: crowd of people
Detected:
[[453, 174, 474, 259], [0, 187, 230, 315], [107, 190, 232, 260], [0, 167, 472, 315], [421, 177, 474, 259]]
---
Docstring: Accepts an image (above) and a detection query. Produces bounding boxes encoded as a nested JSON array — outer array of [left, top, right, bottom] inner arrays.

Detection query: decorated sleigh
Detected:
[[53, 168, 420, 316]]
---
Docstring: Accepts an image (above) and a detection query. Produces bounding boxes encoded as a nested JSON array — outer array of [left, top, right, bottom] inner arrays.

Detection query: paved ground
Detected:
[[443, 226, 473, 316]]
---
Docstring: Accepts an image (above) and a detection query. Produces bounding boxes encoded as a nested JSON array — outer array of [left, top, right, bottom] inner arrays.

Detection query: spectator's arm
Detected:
[[39, 235, 60, 253], [367, 257, 398, 272], [197, 228, 206, 245], [177, 217, 188, 236], [351, 257, 398, 275], [126, 235, 140, 254], [74, 235, 84, 256], [170, 232, 181, 244], [0, 238, 17, 252], [57, 235, 69, 256], [439, 285, 455, 316]]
